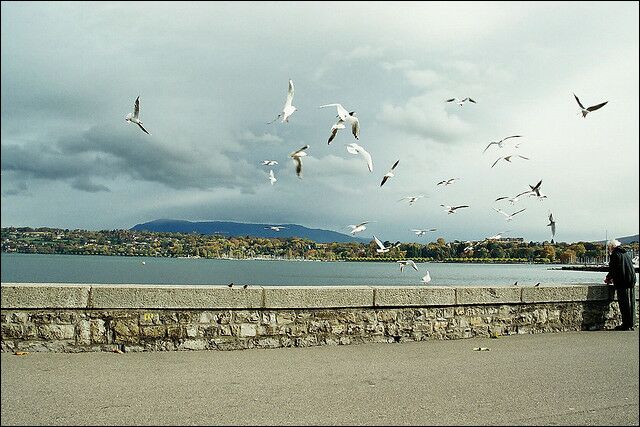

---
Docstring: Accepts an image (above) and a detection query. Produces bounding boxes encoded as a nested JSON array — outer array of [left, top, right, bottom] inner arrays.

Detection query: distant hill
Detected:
[[594, 234, 639, 245], [130, 219, 370, 243]]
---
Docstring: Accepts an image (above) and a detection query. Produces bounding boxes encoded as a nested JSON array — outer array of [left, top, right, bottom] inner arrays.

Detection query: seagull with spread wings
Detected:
[[411, 228, 437, 236], [493, 207, 526, 221], [446, 97, 476, 106], [483, 135, 522, 153], [346, 142, 373, 172], [441, 204, 470, 214], [268, 79, 297, 123], [125, 96, 151, 135], [380, 160, 400, 187], [289, 145, 309, 178], [573, 93, 607, 118], [398, 260, 419, 272], [437, 178, 460, 186], [491, 154, 530, 168], [399, 195, 425, 206], [261, 160, 278, 166], [348, 221, 371, 235], [319, 103, 360, 143], [547, 212, 556, 242]]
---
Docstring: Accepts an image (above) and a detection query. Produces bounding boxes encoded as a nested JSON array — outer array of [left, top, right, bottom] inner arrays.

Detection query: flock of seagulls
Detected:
[[125, 78, 609, 285]]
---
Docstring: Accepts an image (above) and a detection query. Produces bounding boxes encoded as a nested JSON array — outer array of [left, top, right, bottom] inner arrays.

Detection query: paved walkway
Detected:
[[1, 330, 638, 426]]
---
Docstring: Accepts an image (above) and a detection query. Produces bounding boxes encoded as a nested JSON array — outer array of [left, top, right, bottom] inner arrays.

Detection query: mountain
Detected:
[[130, 219, 370, 243], [593, 234, 639, 245]]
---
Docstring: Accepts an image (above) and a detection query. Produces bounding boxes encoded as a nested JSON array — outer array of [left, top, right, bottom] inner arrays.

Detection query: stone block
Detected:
[[374, 286, 456, 307], [456, 287, 521, 305], [89, 285, 263, 309], [521, 284, 610, 303], [1, 284, 90, 308], [263, 286, 373, 309]]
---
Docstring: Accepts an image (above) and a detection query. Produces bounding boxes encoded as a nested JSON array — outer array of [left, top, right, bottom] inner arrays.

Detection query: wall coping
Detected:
[[1, 282, 631, 310]]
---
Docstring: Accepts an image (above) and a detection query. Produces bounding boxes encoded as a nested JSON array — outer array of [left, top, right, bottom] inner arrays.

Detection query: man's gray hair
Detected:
[[607, 239, 621, 249]]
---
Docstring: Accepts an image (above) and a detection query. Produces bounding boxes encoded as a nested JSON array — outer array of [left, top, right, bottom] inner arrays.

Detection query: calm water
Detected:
[[0, 253, 608, 286]]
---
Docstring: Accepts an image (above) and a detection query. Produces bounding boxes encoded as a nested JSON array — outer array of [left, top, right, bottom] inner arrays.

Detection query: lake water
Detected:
[[0, 253, 609, 286]]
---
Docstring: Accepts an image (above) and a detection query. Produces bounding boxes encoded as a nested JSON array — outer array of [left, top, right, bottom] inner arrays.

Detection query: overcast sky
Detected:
[[1, 1, 638, 243]]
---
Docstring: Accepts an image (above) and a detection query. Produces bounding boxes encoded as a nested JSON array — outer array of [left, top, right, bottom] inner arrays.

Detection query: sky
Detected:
[[1, 1, 638, 244]]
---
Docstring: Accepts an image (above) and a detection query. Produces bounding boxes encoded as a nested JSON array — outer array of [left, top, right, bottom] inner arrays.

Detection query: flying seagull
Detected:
[[421, 271, 432, 284], [411, 228, 437, 236], [373, 235, 399, 253], [495, 194, 522, 205], [483, 135, 522, 154], [380, 160, 400, 187], [319, 103, 360, 143], [437, 178, 460, 186], [491, 154, 530, 168], [125, 96, 151, 135], [268, 79, 297, 124], [268, 169, 277, 185], [446, 97, 476, 106], [493, 207, 526, 221], [266, 226, 286, 231], [348, 221, 371, 235], [573, 93, 607, 118], [547, 212, 556, 242], [518, 179, 547, 200], [346, 142, 373, 172], [261, 160, 278, 166], [289, 145, 309, 178], [397, 260, 419, 272], [441, 204, 469, 214], [398, 195, 425, 206], [486, 231, 510, 241]]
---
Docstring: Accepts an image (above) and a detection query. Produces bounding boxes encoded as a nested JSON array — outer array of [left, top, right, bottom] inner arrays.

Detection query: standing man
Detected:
[[604, 239, 637, 330]]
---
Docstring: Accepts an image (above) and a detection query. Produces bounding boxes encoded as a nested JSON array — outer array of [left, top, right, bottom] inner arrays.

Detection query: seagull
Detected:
[[268, 79, 297, 123], [261, 160, 278, 166], [513, 281, 518, 286], [125, 96, 151, 135], [398, 195, 425, 206], [483, 135, 522, 154], [534, 282, 541, 287], [437, 178, 460, 186], [346, 143, 373, 172], [573, 93, 607, 118], [486, 231, 510, 240], [446, 97, 476, 106], [243, 284, 249, 289], [380, 160, 400, 187], [373, 236, 399, 253], [289, 145, 309, 178], [266, 226, 286, 231], [411, 228, 437, 236], [495, 195, 522, 205], [348, 221, 371, 235], [421, 270, 432, 284], [493, 207, 526, 221], [319, 103, 360, 143], [268, 169, 277, 185], [397, 260, 419, 272], [227, 282, 234, 288], [547, 212, 556, 242], [441, 204, 469, 214], [491, 154, 530, 168], [519, 179, 547, 200]]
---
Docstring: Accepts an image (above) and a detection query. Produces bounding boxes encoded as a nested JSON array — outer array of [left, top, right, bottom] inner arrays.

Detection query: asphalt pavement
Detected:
[[1, 330, 638, 426]]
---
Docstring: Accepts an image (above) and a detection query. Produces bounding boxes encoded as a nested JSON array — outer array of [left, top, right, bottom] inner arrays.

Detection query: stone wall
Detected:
[[1, 283, 637, 353]]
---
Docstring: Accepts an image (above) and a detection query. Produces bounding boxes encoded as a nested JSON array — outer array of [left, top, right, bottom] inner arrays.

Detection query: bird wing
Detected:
[[551, 222, 556, 237], [587, 101, 607, 112], [517, 155, 530, 160], [137, 122, 151, 135], [346, 143, 359, 154], [494, 208, 508, 217], [269, 170, 275, 179], [511, 208, 526, 216], [292, 157, 302, 177], [491, 157, 502, 168], [290, 145, 309, 157], [358, 146, 373, 172], [134, 96, 140, 118], [380, 175, 390, 187], [320, 103, 348, 120], [409, 260, 418, 270], [285, 79, 294, 107], [373, 235, 385, 250], [391, 159, 400, 170], [573, 93, 585, 109], [495, 196, 509, 201], [483, 142, 498, 153], [467, 98, 476, 103], [453, 205, 469, 211], [445, 98, 457, 103], [502, 135, 522, 142], [351, 116, 360, 139]]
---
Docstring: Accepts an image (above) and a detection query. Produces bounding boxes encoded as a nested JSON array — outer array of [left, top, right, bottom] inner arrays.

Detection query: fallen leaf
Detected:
[[14, 351, 29, 356]]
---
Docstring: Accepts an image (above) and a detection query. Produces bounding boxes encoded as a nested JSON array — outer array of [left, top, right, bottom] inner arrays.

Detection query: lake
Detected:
[[0, 253, 611, 286]]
